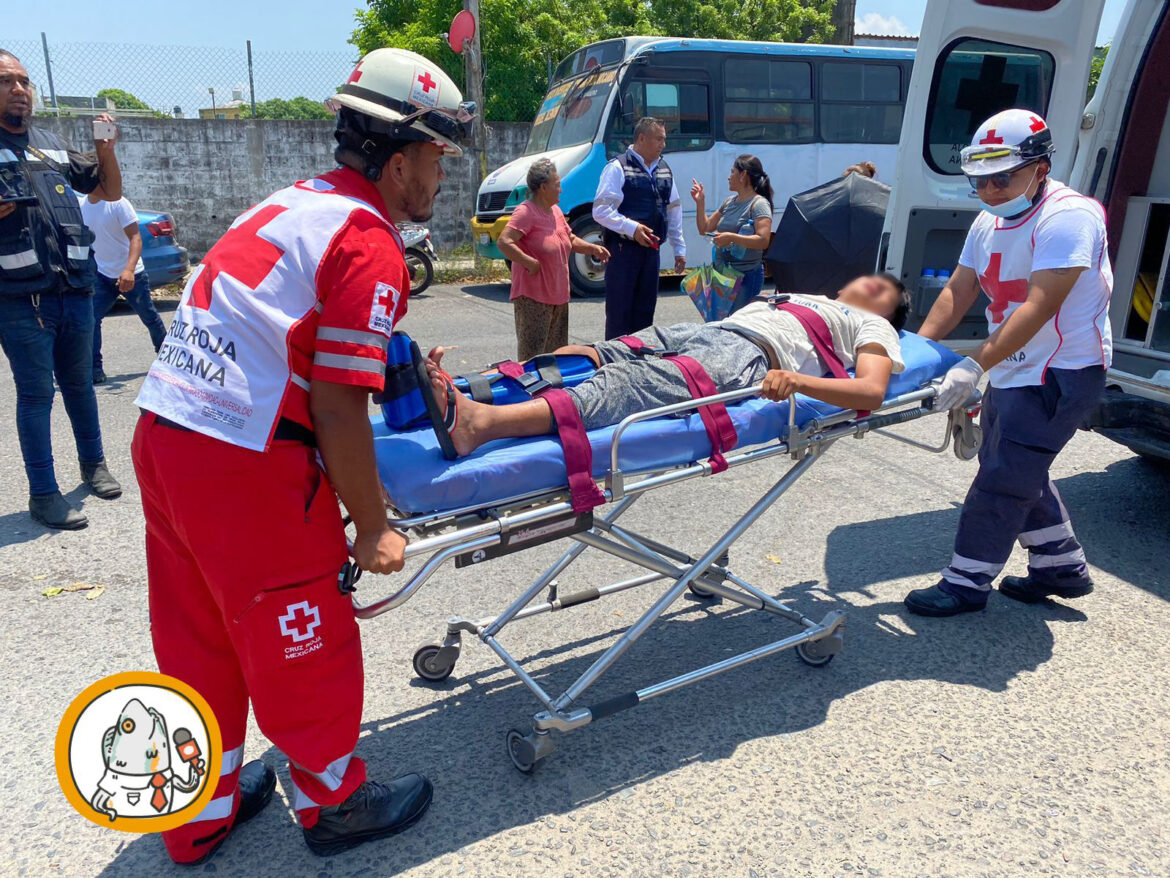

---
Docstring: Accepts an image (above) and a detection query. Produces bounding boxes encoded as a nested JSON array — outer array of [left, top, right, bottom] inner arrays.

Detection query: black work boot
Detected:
[[904, 581, 988, 617], [80, 459, 122, 499], [180, 761, 277, 867], [999, 571, 1094, 604], [304, 775, 433, 857], [29, 492, 88, 530]]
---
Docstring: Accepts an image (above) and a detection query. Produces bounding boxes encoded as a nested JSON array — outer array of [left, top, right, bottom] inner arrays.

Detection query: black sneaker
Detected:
[[180, 760, 276, 867], [904, 581, 988, 617], [92, 368, 107, 385], [998, 572, 1094, 604], [304, 775, 433, 857], [80, 459, 122, 499], [29, 492, 88, 530]]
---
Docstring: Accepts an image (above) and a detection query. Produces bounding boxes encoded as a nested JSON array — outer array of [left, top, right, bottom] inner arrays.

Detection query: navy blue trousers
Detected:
[[941, 366, 1105, 592], [604, 238, 660, 340]]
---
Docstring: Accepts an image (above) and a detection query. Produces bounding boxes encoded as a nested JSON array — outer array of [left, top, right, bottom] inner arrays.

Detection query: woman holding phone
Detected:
[[691, 155, 774, 312]]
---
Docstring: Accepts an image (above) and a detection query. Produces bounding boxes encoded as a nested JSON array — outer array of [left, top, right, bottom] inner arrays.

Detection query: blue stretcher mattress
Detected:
[[373, 333, 960, 514]]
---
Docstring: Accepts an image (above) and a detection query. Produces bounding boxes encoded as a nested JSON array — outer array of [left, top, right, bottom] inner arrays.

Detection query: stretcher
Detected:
[[356, 332, 982, 772]]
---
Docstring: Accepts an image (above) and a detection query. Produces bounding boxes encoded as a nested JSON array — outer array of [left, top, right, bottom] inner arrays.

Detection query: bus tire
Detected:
[[568, 215, 607, 298]]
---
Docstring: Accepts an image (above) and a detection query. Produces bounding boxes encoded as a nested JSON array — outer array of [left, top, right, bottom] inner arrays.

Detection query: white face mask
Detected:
[[983, 166, 1040, 218]]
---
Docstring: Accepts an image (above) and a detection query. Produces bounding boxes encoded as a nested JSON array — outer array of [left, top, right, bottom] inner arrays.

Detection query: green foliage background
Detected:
[[351, 0, 838, 121]]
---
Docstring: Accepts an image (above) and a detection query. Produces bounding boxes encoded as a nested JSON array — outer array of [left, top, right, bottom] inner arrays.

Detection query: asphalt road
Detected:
[[1, 282, 1168, 878]]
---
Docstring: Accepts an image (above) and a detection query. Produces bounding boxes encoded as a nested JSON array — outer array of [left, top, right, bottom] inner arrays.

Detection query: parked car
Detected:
[[136, 209, 189, 289]]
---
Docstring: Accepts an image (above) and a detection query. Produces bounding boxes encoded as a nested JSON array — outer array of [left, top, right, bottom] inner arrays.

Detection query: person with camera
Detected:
[[0, 48, 123, 530]]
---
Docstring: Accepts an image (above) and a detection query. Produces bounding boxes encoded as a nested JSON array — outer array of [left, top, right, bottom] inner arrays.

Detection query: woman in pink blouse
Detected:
[[498, 158, 609, 360]]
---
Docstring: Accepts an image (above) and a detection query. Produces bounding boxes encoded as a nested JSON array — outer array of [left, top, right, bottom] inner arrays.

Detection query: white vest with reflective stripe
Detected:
[[135, 177, 390, 450]]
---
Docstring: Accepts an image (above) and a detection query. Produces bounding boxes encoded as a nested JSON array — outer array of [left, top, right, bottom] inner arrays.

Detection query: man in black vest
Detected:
[[593, 116, 686, 339], [0, 48, 123, 529]]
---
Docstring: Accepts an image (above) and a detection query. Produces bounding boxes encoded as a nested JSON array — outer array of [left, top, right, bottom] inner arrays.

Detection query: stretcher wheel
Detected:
[[505, 728, 539, 774], [688, 581, 717, 599], [953, 423, 983, 461], [795, 642, 835, 668], [412, 644, 455, 682]]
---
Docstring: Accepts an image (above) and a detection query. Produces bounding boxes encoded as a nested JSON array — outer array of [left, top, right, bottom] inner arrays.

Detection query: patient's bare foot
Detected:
[[428, 371, 482, 457]]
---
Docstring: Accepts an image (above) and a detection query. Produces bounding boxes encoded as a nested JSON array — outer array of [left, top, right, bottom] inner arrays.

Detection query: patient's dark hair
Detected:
[[880, 272, 911, 331]]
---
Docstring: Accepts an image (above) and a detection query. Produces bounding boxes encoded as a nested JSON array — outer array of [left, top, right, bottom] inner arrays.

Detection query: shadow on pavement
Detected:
[[94, 458, 1159, 874], [94, 562, 1084, 874], [825, 455, 1170, 604]]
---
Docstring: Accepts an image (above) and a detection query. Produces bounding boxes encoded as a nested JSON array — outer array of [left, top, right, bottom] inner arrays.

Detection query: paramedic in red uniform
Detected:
[[904, 110, 1113, 617], [130, 48, 474, 862]]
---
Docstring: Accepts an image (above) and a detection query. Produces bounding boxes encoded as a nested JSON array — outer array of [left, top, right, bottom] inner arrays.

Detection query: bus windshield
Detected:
[[525, 75, 615, 156]]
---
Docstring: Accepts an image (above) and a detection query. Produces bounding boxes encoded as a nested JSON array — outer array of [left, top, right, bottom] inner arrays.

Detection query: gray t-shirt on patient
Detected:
[[715, 194, 772, 271]]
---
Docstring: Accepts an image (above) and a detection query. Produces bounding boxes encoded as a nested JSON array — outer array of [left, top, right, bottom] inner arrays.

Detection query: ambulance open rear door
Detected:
[[879, 0, 1106, 340]]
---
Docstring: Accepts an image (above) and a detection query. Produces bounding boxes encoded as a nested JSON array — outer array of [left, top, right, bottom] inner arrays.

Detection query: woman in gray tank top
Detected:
[[690, 155, 774, 312]]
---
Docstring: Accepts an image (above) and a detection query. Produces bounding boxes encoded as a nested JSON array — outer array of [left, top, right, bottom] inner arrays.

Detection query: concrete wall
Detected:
[[35, 116, 530, 260]]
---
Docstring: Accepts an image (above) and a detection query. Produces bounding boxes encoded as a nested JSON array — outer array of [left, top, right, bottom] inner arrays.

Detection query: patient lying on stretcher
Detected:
[[427, 274, 911, 457]]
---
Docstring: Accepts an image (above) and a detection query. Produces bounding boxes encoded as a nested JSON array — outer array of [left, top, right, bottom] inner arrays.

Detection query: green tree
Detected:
[[352, 0, 837, 122], [1087, 44, 1109, 102], [247, 96, 334, 120], [96, 88, 152, 111]]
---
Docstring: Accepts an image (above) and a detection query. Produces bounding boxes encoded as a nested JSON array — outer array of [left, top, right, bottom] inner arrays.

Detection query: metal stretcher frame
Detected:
[[351, 384, 984, 772]]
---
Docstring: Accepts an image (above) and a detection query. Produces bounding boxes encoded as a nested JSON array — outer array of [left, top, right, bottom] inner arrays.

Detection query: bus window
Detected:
[[924, 39, 1055, 175], [820, 62, 904, 144], [525, 76, 616, 156], [609, 78, 712, 154], [724, 59, 813, 144]]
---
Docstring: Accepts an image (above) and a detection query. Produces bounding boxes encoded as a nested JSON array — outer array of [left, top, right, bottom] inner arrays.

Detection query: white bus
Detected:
[[883, 0, 1170, 462], [472, 37, 915, 296]]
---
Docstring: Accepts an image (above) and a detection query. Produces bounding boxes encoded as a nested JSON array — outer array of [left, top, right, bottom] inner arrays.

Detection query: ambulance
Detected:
[[881, 0, 1170, 463]]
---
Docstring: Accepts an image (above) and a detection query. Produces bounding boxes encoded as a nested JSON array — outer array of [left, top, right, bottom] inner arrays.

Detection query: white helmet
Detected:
[[960, 108, 1055, 178], [330, 48, 475, 158]]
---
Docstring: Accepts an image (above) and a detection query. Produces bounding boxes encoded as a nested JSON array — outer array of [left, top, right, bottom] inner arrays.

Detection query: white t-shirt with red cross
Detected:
[[958, 180, 1113, 388], [135, 166, 410, 450]]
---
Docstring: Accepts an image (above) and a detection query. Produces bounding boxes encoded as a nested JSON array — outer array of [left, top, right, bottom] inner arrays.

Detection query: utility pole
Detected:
[[463, 0, 488, 183], [831, 0, 856, 45], [41, 33, 59, 115]]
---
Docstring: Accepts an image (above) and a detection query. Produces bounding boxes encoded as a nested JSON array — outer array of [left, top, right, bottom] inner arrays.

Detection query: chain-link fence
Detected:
[[5, 35, 357, 119]]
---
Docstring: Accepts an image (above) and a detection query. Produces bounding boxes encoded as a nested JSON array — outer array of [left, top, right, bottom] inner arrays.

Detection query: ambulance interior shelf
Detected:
[[1119, 200, 1170, 350], [888, 207, 988, 339]]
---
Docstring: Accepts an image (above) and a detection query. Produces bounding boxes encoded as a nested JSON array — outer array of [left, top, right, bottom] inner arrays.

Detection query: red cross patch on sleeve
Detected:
[[369, 282, 402, 334]]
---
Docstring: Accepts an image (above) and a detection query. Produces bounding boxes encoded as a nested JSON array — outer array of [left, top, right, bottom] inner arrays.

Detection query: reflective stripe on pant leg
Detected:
[[1019, 480, 1088, 578], [947, 384, 1064, 591], [133, 418, 249, 864]]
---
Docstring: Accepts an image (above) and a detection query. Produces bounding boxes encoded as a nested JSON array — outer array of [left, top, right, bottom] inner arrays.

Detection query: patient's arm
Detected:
[[761, 345, 893, 412]]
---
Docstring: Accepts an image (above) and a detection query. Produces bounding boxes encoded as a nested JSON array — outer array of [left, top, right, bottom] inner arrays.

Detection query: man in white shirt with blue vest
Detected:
[[905, 109, 1112, 617], [593, 116, 686, 339]]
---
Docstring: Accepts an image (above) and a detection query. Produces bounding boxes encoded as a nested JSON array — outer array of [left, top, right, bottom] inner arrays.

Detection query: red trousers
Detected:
[[132, 413, 366, 863]]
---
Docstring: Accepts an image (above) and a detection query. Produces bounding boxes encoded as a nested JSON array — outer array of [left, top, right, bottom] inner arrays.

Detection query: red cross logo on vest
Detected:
[[979, 129, 1004, 145], [376, 285, 396, 311], [1028, 115, 1046, 133], [980, 252, 1030, 323], [190, 205, 289, 310], [417, 71, 436, 93]]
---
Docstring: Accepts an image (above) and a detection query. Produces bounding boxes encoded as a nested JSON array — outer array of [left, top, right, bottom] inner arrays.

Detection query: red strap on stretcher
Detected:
[[772, 301, 870, 417], [496, 361, 606, 512], [617, 336, 738, 474]]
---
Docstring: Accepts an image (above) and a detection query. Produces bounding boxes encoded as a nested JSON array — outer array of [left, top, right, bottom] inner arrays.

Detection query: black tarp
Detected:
[[765, 173, 891, 295]]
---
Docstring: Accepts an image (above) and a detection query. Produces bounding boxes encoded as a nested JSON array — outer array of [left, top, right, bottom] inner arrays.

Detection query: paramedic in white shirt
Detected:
[[593, 116, 686, 339], [78, 189, 167, 384], [904, 109, 1112, 618]]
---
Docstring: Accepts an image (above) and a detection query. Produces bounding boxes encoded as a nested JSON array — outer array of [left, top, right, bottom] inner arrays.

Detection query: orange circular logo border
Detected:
[[54, 671, 223, 834]]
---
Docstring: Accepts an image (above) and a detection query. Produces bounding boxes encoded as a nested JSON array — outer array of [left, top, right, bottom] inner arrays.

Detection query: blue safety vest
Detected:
[[609, 150, 673, 244]]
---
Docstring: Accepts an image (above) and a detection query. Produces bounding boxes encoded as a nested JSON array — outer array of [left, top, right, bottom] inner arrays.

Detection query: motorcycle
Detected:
[[400, 224, 436, 294]]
